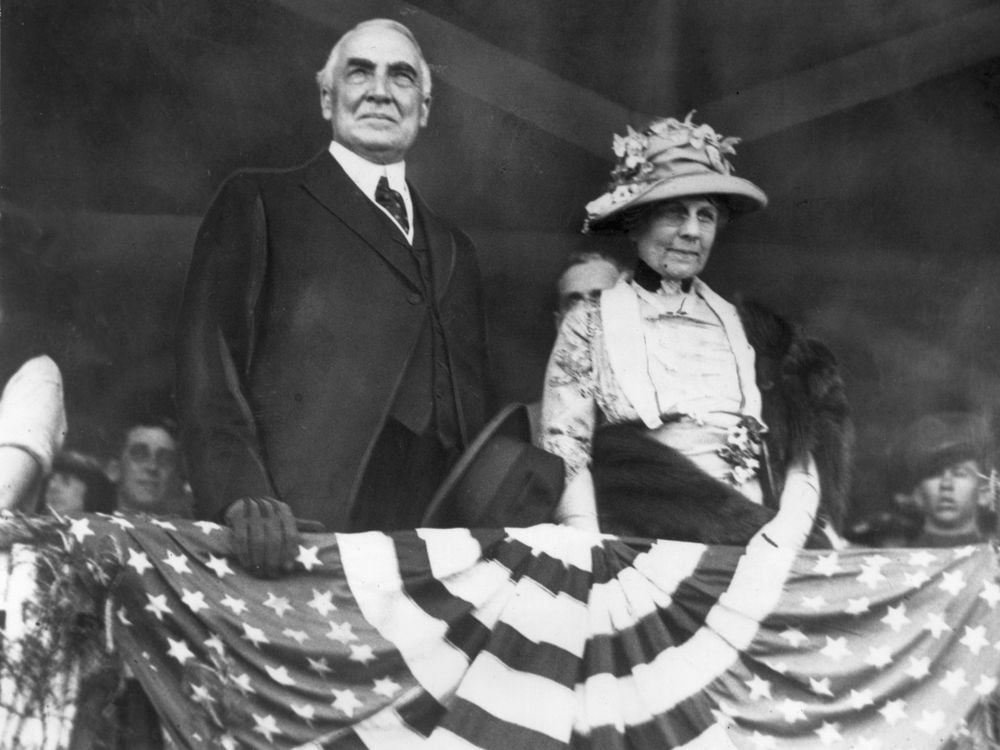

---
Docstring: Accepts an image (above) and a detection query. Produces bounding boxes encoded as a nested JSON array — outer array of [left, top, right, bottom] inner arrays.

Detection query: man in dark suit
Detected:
[[176, 18, 490, 576]]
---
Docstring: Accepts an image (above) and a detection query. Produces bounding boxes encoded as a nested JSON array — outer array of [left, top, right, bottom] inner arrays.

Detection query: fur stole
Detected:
[[591, 299, 853, 548]]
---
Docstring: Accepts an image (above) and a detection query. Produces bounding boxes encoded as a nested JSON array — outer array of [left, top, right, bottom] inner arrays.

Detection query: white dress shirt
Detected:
[[329, 141, 414, 243]]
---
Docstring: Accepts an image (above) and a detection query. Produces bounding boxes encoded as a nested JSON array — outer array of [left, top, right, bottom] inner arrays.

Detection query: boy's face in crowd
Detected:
[[911, 458, 986, 534], [116, 426, 181, 511]]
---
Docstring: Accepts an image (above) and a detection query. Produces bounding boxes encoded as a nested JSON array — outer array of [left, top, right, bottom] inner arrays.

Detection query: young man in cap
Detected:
[[892, 411, 995, 547]]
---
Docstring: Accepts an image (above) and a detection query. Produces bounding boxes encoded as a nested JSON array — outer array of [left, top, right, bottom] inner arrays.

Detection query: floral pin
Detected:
[[718, 415, 767, 487]]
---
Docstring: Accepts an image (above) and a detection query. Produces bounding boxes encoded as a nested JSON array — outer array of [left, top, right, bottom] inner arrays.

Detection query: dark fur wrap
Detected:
[[592, 299, 853, 548]]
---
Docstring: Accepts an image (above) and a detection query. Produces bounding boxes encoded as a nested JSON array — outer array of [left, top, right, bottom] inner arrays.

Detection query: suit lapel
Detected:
[[300, 152, 421, 290], [411, 187, 456, 302]]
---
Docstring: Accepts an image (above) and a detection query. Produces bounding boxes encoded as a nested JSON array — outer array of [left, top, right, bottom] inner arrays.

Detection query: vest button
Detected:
[[407, 292, 423, 305]]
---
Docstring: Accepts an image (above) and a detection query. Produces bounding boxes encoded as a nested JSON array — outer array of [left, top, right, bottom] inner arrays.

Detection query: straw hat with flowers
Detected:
[[583, 112, 768, 233]]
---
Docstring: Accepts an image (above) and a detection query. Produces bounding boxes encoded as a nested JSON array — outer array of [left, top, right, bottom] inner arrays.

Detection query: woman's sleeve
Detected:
[[0, 355, 67, 473], [0, 355, 67, 511], [539, 301, 600, 482]]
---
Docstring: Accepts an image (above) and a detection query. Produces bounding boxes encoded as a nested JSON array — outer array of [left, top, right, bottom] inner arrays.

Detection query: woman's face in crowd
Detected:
[[45, 471, 88, 514], [630, 197, 721, 282]]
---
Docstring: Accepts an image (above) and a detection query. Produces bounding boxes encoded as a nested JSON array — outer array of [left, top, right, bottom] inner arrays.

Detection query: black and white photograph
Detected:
[[2, 2, 1000, 748]]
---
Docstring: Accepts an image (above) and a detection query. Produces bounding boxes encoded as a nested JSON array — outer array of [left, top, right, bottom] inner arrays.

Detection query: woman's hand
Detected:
[[784, 453, 821, 498], [555, 468, 600, 532], [758, 453, 822, 548]]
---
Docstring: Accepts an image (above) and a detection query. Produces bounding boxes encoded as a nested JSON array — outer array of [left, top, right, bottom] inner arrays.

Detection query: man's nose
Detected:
[[366, 71, 391, 99], [137, 458, 160, 474]]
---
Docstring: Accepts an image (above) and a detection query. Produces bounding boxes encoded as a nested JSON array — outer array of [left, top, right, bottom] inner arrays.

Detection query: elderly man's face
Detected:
[[321, 26, 430, 164], [631, 197, 721, 283]]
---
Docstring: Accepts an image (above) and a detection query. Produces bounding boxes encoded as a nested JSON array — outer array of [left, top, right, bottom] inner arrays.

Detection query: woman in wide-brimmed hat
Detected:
[[538, 113, 852, 546]]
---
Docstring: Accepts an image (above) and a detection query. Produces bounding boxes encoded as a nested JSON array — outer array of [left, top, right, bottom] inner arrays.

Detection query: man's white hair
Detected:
[[315, 18, 432, 98]]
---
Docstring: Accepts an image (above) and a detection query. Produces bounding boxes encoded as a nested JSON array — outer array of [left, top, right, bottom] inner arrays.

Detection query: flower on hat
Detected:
[[610, 127, 654, 186], [603, 112, 741, 193], [612, 127, 647, 163], [583, 183, 642, 220], [583, 111, 766, 232]]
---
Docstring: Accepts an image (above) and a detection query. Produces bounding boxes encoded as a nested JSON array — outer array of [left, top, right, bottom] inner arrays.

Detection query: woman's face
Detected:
[[45, 471, 88, 514], [630, 197, 722, 282]]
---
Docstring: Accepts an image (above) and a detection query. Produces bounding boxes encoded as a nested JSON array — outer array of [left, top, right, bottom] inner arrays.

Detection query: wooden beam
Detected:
[[271, 0, 634, 155], [274, 1, 1000, 151], [702, 5, 1000, 140]]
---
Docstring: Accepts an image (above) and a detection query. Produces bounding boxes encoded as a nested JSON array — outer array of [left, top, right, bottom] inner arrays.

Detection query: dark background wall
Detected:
[[3, 0, 1000, 521]]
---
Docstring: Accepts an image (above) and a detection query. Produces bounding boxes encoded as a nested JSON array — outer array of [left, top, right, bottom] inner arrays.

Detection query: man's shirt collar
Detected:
[[329, 141, 414, 241]]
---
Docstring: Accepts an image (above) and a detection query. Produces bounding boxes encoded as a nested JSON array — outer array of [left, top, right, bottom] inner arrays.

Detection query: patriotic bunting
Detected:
[[3, 514, 1000, 749]]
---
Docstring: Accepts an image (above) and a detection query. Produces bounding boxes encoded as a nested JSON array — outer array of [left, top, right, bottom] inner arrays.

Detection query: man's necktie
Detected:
[[375, 176, 409, 233]]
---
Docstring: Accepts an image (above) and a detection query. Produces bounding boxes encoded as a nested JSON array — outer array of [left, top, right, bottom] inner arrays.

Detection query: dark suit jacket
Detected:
[[175, 151, 490, 530]]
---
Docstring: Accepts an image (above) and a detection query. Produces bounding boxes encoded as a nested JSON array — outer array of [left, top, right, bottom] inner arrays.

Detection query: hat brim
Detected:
[[585, 172, 768, 233], [420, 403, 531, 527], [906, 443, 982, 488]]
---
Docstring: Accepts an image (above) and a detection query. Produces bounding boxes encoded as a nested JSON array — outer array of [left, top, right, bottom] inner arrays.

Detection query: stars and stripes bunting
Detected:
[[5, 513, 1000, 749]]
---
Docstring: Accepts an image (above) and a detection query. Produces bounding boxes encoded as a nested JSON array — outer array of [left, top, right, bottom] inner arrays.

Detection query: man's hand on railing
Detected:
[[224, 496, 300, 578]]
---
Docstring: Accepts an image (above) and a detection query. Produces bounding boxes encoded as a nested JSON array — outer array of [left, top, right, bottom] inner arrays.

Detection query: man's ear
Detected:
[[320, 88, 334, 121], [106, 459, 122, 484], [978, 479, 995, 510], [419, 95, 431, 128], [893, 490, 919, 512]]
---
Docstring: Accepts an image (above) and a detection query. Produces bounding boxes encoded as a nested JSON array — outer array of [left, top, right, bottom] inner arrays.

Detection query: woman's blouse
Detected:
[[638, 282, 743, 418], [540, 277, 762, 489]]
